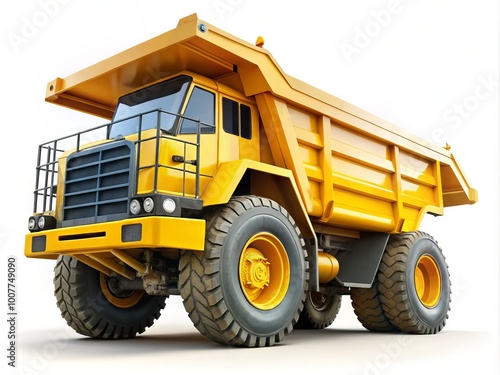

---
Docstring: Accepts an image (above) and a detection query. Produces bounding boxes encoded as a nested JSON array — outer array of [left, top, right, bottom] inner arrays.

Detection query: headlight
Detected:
[[28, 215, 56, 231], [162, 198, 176, 213], [143, 197, 154, 213], [130, 199, 141, 215], [28, 217, 36, 231], [38, 216, 46, 229]]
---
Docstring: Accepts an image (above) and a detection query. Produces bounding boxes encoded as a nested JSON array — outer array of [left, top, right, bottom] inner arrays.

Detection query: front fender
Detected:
[[202, 159, 320, 290]]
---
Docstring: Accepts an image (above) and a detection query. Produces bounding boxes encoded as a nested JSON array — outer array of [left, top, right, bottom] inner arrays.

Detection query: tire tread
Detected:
[[179, 195, 309, 347], [378, 231, 450, 334], [54, 255, 165, 339]]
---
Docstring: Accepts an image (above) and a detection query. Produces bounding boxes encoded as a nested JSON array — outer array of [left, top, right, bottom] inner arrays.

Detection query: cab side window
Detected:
[[222, 97, 252, 140], [180, 87, 215, 134]]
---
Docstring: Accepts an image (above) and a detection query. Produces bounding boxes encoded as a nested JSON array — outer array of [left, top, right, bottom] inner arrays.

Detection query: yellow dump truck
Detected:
[[25, 14, 477, 347]]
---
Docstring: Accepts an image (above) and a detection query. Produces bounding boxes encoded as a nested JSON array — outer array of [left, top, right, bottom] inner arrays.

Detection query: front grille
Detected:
[[62, 141, 134, 224]]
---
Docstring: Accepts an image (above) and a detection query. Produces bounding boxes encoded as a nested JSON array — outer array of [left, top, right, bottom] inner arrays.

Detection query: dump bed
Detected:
[[44, 14, 477, 234]]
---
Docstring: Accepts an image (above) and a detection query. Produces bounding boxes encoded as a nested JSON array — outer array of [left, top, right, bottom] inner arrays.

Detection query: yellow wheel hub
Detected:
[[100, 273, 144, 309], [239, 233, 290, 310], [414, 254, 441, 308]]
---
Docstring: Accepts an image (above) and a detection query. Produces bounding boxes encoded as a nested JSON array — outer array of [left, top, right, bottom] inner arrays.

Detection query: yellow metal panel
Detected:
[[25, 216, 206, 259], [402, 204, 444, 232], [332, 124, 389, 160], [303, 163, 324, 182], [288, 105, 318, 133], [201, 158, 315, 239], [440, 159, 478, 206], [434, 161, 445, 209], [202, 159, 295, 204], [331, 139, 394, 174], [401, 206, 420, 232], [255, 93, 319, 216], [295, 128, 322, 150], [299, 145, 320, 172], [250, 170, 315, 239], [332, 174, 397, 203], [330, 189, 396, 232], [399, 151, 437, 187], [332, 157, 395, 194], [401, 179, 438, 206], [202, 159, 247, 204], [390, 146, 405, 232], [318, 116, 334, 222]]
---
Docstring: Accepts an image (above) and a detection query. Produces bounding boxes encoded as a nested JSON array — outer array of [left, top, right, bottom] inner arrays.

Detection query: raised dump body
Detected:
[[25, 14, 477, 347], [255, 93, 476, 234]]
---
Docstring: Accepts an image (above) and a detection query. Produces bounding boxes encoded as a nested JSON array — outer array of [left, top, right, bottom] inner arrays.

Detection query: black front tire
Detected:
[[179, 196, 309, 347], [54, 255, 166, 339]]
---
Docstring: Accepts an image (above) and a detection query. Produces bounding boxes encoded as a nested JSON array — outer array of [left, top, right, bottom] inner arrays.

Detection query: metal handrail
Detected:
[[32, 109, 210, 214]]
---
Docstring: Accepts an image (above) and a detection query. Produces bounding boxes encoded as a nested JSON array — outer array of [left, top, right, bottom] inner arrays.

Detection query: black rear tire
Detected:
[[54, 255, 166, 339], [351, 279, 396, 332], [295, 291, 342, 329], [378, 231, 451, 334]]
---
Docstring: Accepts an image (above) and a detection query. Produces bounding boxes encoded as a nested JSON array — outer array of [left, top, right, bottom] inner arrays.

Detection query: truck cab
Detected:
[[28, 71, 260, 233]]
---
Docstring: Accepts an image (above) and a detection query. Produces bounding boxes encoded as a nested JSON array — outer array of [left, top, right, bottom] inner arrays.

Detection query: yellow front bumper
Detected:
[[25, 216, 206, 259]]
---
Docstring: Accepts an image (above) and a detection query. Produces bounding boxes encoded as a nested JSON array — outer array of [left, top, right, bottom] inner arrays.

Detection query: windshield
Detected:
[[109, 75, 192, 138]]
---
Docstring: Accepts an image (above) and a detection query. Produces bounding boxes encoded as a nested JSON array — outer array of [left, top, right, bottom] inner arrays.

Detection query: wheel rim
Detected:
[[414, 254, 441, 308], [99, 273, 145, 309], [239, 233, 290, 310], [309, 292, 329, 311]]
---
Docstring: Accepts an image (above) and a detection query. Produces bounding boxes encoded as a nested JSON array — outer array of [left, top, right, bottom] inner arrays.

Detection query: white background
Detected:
[[1, 1, 498, 374]]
